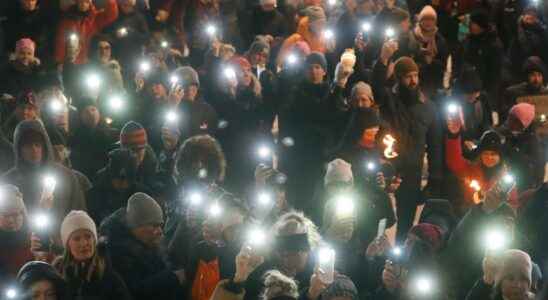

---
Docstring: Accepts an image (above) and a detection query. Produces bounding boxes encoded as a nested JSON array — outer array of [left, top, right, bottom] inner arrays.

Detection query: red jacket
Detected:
[[54, 0, 118, 64], [0, 230, 33, 278], [446, 136, 519, 210]]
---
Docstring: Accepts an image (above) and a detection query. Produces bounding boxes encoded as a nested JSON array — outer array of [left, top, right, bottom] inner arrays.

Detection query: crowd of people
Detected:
[[1, 0, 548, 299]]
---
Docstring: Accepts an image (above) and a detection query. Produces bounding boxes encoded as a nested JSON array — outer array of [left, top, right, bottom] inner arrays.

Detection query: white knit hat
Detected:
[[0, 184, 26, 215], [324, 159, 353, 186], [419, 5, 437, 21], [60, 211, 97, 247]]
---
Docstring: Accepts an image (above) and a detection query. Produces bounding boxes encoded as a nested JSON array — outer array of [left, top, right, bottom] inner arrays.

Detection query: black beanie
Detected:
[[476, 130, 504, 154], [470, 9, 490, 31], [305, 52, 327, 71], [17, 261, 66, 290], [457, 66, 483, 94], [522, 56, 547, 78]]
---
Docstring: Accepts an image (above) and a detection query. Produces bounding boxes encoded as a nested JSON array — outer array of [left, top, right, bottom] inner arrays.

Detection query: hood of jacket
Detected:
[[13, 119, 54, 168]]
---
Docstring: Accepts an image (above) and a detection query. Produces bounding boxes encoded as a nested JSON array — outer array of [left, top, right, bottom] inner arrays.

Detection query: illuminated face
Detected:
[[400, 18, 411, 32], [250, 52, 268, 66], [150, 83, 167, 100], [20, 0, 38, 11], [420, 17, 436, 32], [52, 145, 67, 164], [400, 71, 419, 89], [16, 47, 35, 66], [21, 141, 44, 164], [97, 41, 111, 63], [352, 90, 374, 108], [0, 209, 25, 232], [67, 229, 95, 261], [77, 0, 92, 12], [30, 280, 57, 300], [183, 85, 199, 101], [15, 104, 38, 121], [480, 150, 500, 168], [501, 273, 531, 300], [522, 14, 538, 26], [360, 126, 380, 146], [307, 64, 326, 84]]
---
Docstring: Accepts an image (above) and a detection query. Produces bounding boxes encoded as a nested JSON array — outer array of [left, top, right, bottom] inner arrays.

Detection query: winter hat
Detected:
[[324, 159, 353, 186], [522, 56, 547, 78], [394, 57, 419, 79], [262, 270, 299, 300], [107, 148, 137, 180], [350, 81, 374, 103], [305, 52, 327, 71], [509, 103, 536, 129], [174, 66, 200, 88], [230, 56, 252, 72], [457, 66, 483, 94], [16, 38, 36, 53], [390, 7, 410, 24], [120, 121, 148, 149], [470, 9, 490, 30], [275, 211, 321, 251], [60, 210, 97, 247], [476, 130, 504, 154], [16, 91, 38, 108], [0, 184, 26, 215], [495, 250, 533, 288], [409, 223, 444, 252], [17, 261, 66, 290], [320, 275, 358, 300], [418, 5, 437, 22], [248, 40, 270, 57], [355, 107, 381, 130], [126, 192, 163, 228], [304, 6, 326, 24]]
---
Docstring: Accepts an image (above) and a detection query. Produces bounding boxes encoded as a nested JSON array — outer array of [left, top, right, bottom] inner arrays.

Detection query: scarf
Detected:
[[414, 23, 439, 57]]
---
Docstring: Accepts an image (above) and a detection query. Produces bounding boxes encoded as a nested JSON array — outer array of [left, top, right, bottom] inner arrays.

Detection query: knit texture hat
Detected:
[[509, 103, 536, 129], [477, 130, 504, 154], [320, 275, 358, 300], [120, 121, 148, 149], [306, 52, 327, 71], [324, 159, 353, 186], [522, 56, 547, 78], [17, 261, 66, 290], [495, 249, 533, 288], [355, 107, 381, 130], [409, 223, 444, 252], [0, 184, 26, 214], [419, 5, 437, 21], [390, 7, 410, 24], [262, 270, 299, 300], [304, 6, 326, 24], [394, 57, 419, 79], [470, 9, 490, 30], [60, 210, 97, 247], [126, 192, 163, 228], [351, 81, 374, 103], [16, 38, 36, 53], [174, 66, 200, 88], [248, 40, 270, 57]]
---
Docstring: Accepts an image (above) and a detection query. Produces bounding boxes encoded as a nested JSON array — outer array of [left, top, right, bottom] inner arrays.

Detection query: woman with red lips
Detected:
[[53, 210, 132, 300]]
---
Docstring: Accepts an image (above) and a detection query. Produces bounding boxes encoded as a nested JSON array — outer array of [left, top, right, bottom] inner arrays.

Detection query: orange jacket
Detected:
[[54, 0, 118, 64], [277, 16, 326, 64]]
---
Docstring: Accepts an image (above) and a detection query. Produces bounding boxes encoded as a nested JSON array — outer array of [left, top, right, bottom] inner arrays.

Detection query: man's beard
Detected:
[[399, 84, 421, 104]]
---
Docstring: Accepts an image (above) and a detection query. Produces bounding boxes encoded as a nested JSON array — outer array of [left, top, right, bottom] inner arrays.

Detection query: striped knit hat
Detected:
[[120, 121, 147, 149]]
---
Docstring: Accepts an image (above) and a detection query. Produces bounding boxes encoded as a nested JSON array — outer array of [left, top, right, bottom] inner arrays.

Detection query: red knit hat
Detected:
[[409, 223, 443, 252], [120, 121, 147, 149]]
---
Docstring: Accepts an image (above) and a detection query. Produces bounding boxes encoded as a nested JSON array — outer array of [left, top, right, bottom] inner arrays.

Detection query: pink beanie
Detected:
[[16, 38, 36, 53], [510, 103, 535, 129]]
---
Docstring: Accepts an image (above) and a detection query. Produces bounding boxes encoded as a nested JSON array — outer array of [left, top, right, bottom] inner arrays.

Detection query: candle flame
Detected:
[[383, 135, 398, 159], [470, 180, 481, 192]]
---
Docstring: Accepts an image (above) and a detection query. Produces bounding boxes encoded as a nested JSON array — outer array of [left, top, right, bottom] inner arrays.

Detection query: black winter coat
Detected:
[[99, 208, 184, 300], [508, 22, 548, 77], [61, 262, 133, 300]]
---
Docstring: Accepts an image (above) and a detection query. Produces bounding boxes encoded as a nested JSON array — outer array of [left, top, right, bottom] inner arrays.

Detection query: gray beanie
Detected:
[[350, 81, 374, 103], [126, 193, 163, 228], [0, 184, 26, 214], [174, 66, 200, 88], [320, 275, 358, 300], [304, 6, 326, 24], [324, 159, 353, 186], [248, 40, 270, 57]]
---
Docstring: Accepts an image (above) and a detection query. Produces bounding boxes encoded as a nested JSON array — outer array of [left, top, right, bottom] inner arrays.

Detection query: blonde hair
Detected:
[[262, 270, 299, 300], [273, 211, 322, 250], [56, 238, 105, 282]]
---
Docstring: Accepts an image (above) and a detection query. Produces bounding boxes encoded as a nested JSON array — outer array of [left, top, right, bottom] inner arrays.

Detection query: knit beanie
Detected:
[[16, 38, 36, 53], [522, 56, 547, 78], [0, 184, 26, 215], [17, 261, 66, 290], [120, 121, 148, 149], [60, 211, 97, 247], [394, 57, 419, 79], [355, 107, 381, 130], [477, 130, 504, 154], [320, 275, 358, 300], [248, 40, 270, 57], [126, 192, 163, 228], [304, 6, 326, 24], [390, 7, 410, 24], [107, 148, 137, 180], [495, 250, 533, 288], [174, 66, 200, 88], [324, 159, 353, 186], [457, 66, 483, 94], [262, 270, 299, 300], [418, 5, 437, 22], [509, 103, 536, 129], [470, 9, 490, 30], [350, 81, 374, 103], [409, 223, 444, 252], [305, 52, 327, 71]]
